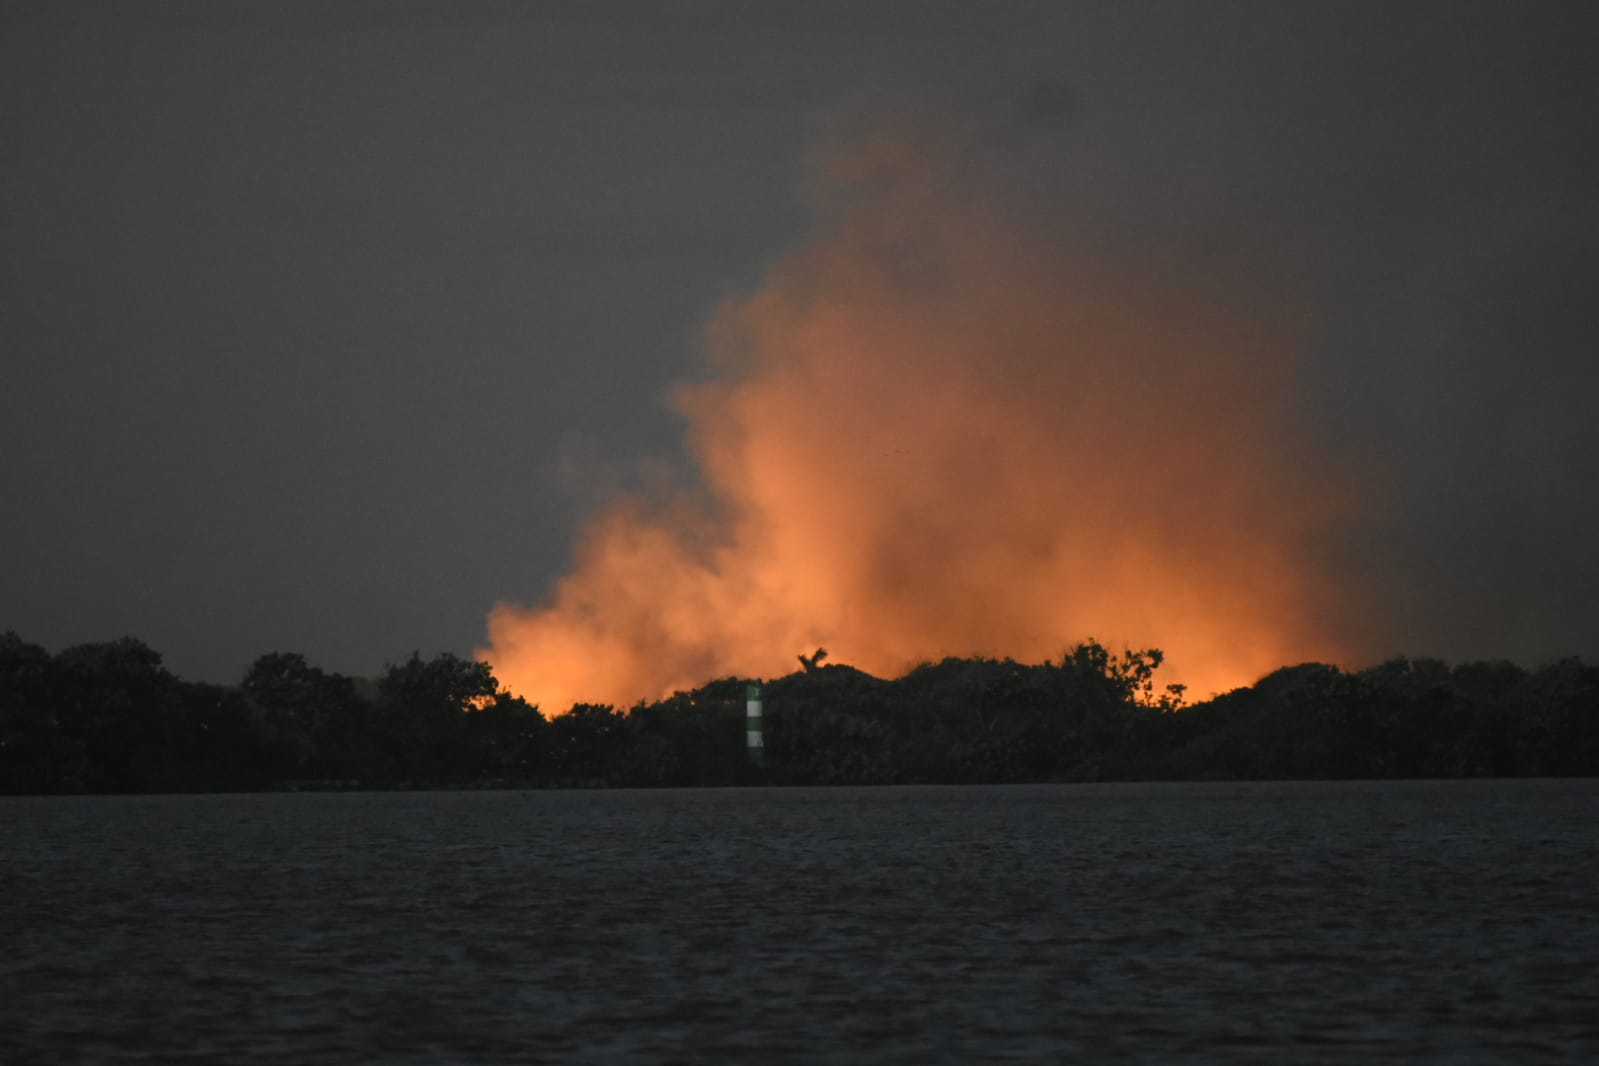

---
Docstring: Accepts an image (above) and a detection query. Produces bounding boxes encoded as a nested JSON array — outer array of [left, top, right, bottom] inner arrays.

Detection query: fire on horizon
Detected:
[[479, 103, 1364, 713]]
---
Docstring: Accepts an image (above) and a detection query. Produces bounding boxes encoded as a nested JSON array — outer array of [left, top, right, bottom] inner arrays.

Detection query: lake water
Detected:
[[3, 781, 1597, 1063]]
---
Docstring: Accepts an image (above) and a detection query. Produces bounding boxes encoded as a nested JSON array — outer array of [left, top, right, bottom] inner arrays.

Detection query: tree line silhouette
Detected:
[[1, 629, 1595, 794]]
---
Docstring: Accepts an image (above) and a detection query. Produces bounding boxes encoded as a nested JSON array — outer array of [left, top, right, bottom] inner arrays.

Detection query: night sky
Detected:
[[4, 1, 1597, 693]]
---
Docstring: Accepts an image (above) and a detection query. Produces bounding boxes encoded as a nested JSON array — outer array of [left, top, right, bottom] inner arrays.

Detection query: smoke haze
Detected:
[[482, 91, 1368, 710], [465, 4, 1599, 713], [484, 5, 1599, 710]]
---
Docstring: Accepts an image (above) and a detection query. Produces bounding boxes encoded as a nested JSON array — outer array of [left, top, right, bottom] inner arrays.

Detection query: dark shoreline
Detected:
[[4, 631, 1596, 795]]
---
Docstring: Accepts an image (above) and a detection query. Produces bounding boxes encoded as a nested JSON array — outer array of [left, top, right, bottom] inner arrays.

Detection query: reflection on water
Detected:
[[3, 781, 1597, 1063]]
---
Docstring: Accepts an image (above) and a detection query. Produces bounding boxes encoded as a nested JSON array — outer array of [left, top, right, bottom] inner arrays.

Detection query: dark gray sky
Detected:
[[4, 1, 1597, 683]]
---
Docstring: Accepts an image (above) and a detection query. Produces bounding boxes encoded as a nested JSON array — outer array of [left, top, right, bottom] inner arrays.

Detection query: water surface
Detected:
[[4, 780, 1596, 1062]]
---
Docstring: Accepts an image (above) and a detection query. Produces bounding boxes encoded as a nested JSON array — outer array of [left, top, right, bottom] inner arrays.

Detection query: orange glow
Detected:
[[481, 123, 1359, 712]]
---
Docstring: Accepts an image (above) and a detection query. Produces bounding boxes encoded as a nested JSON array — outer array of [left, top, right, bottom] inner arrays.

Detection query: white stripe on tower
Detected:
[[746, 683, 764, 765]]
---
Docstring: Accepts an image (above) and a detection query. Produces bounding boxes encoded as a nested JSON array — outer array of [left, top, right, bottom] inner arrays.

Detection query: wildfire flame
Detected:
[[481, 107, 1358, 712]]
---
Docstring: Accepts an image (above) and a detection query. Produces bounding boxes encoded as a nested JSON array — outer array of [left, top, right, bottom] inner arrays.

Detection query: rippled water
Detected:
[[3, 781, 1597, 1063]]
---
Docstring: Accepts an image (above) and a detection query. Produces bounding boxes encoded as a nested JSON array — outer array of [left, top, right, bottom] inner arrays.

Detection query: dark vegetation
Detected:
[[1, 630, 1595, 794]]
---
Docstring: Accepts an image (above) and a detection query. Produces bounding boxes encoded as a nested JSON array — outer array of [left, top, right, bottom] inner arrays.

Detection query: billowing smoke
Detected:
[[487, 7, 1599, 710], [480, 91, 1367, 711]]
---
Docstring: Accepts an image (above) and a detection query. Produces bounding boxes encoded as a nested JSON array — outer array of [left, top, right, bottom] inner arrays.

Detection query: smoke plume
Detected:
[[479, 92, 1368, 712]]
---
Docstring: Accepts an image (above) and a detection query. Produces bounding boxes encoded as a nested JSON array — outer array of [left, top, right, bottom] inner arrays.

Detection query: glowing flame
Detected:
[[481, 112, 1358, 712]]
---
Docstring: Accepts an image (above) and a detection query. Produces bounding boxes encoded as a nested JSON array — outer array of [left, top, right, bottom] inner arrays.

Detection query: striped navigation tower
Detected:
[[746, 683, 764, 766]]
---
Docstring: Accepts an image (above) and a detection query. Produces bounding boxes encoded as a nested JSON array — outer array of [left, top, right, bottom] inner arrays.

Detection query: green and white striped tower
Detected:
[[746, 683, 764, 766]]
